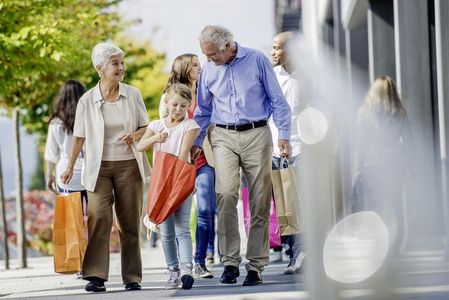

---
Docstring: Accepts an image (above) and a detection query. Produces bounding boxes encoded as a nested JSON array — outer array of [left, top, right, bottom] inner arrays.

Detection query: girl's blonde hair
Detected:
[[166, 83, 192, 102], [161, 83, 192, 119], [360, 76, 406, 120], [164, 54, 197, 92]]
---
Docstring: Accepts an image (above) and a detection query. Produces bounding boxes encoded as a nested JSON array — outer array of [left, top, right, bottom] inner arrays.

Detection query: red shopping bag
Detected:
[[241, 187, 281, 248], [147, 151, 196, 224]]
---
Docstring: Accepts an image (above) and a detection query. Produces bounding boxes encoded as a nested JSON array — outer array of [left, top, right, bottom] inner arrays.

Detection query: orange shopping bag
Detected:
[[147, 151, 196, 224], [52, 192, 87, 274]]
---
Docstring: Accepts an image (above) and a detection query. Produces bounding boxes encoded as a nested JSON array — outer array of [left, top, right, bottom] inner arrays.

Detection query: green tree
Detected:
[[118, 38, 168, 119]]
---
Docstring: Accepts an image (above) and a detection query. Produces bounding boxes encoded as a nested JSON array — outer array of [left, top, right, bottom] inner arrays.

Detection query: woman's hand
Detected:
[[122, 127, 147, 145], [46, 175, 57, 193], [60, 168, 74, 185], [121, 132, 135, 145]]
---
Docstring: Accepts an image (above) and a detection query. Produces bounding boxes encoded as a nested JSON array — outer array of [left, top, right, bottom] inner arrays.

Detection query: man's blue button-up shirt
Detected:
[[194, 43, 292, 146]]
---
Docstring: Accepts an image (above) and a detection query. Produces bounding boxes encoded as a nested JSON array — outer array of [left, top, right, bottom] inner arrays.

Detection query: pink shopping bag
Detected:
[[241, 187, 281, 248]]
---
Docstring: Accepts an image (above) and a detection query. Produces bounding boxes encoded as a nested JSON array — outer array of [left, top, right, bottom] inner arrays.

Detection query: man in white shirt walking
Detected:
[[269, 31, 306, 274]]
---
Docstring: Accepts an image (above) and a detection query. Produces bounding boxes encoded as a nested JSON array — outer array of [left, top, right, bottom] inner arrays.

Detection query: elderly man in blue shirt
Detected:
[[192, 25, 292, 286]]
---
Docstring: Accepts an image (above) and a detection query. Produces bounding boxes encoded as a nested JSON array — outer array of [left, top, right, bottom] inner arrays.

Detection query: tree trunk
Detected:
[[0, 141, 10, 269], [13, 108, 27, 268]]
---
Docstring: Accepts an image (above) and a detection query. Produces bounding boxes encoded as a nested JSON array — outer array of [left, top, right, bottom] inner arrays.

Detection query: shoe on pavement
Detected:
[[125, 282, 141, 291], [206, 252, 215, 265], [220, 265, 240, 284], [85, 278, 106, 292], [165, 267, 180, 290], [284, 252, 306, 275], [180, 268, 194, 290], [194, 264, 214, 279], [242, 270, 263, 286]]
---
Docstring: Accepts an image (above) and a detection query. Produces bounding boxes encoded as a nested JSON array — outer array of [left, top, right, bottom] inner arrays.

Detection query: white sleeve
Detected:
[[44, 123, 60, 163], [186, 119, 200, 131]]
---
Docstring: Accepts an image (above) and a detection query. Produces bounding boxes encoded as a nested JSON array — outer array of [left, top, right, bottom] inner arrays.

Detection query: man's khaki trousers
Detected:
[[83, 159, 143, 284], [210, 126, 273, 273]]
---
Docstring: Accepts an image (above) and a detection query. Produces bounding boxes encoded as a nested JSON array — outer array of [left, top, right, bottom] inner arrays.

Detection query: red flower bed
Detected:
[[3, 190, 121, 255]]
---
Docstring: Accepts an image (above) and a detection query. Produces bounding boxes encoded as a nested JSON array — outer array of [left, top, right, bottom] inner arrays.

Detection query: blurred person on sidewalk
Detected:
[[192, 25, 292, 286], [159, 54, 216, 279], [61, 43, 151, 293], [352, 76, 413, 252], [45, 80, 88, 278], [269, 31, 306, 274]]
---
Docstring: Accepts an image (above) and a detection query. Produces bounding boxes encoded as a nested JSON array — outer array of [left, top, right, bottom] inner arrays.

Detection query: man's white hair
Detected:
[[91, 43, 124, 69], [199, 25, 234, 51]]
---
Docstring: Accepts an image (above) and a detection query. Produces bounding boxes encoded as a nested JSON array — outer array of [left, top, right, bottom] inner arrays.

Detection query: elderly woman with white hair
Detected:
[[61, 43, 150, 293]]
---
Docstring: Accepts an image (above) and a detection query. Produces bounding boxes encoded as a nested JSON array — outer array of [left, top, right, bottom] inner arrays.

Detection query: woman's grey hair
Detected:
[[91, 43, 124, 68], [199, 25, 234, 51]]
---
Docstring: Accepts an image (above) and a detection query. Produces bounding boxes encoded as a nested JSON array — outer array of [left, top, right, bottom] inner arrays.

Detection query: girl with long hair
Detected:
[[353, 76, 413, 248]]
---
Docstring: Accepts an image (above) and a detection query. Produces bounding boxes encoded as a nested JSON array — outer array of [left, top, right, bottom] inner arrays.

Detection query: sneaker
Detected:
[[165, 267, 180, 289], [283, 252, 306, 275], [194, 264, 214, 279], [283, 261, 297, 274], [206, 253, 214, 265], [85, 278, 106, 292], [180, 268, 194, 290], [295, 252, 306, 272]]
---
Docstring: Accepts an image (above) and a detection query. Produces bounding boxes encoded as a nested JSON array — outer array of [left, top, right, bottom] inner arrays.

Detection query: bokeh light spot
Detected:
[[297, 108, 328, 144], [323, 211, 389, 283]]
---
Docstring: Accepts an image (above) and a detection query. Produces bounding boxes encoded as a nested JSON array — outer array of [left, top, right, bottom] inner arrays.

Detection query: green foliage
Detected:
[[117, 38, 167, 119], [0, 0, 167, 139], [0, 0, 122, 135]]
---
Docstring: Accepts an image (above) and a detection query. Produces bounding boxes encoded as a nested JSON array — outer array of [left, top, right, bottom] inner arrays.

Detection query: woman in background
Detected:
[[45, 80, 87, 278], [353, 76, 413, 249], [45, 80, 87, 198]]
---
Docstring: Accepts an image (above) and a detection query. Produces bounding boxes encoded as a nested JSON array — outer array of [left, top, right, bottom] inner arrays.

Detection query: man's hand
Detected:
[[190, 145, 202, 162], [278, 139, 292, 159]]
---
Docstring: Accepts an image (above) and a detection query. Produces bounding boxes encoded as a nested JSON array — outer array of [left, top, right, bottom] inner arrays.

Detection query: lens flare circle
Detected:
[[323, 211, 389, 283], [297, 108, 328, 144]]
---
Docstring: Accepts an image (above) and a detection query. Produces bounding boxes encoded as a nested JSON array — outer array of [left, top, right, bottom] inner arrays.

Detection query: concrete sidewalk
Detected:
[[0, 242, 169, 298], [0, 241, 303, 299], [2, 241, 449, 299], [0, 202, 303, 299]]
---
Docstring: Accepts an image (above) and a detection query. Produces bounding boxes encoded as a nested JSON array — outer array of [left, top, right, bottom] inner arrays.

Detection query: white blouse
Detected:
[[45, 118, 84, 191]]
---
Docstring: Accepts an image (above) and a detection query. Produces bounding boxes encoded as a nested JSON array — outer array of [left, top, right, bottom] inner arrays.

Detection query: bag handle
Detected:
[[60, 185, 69, 195]]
